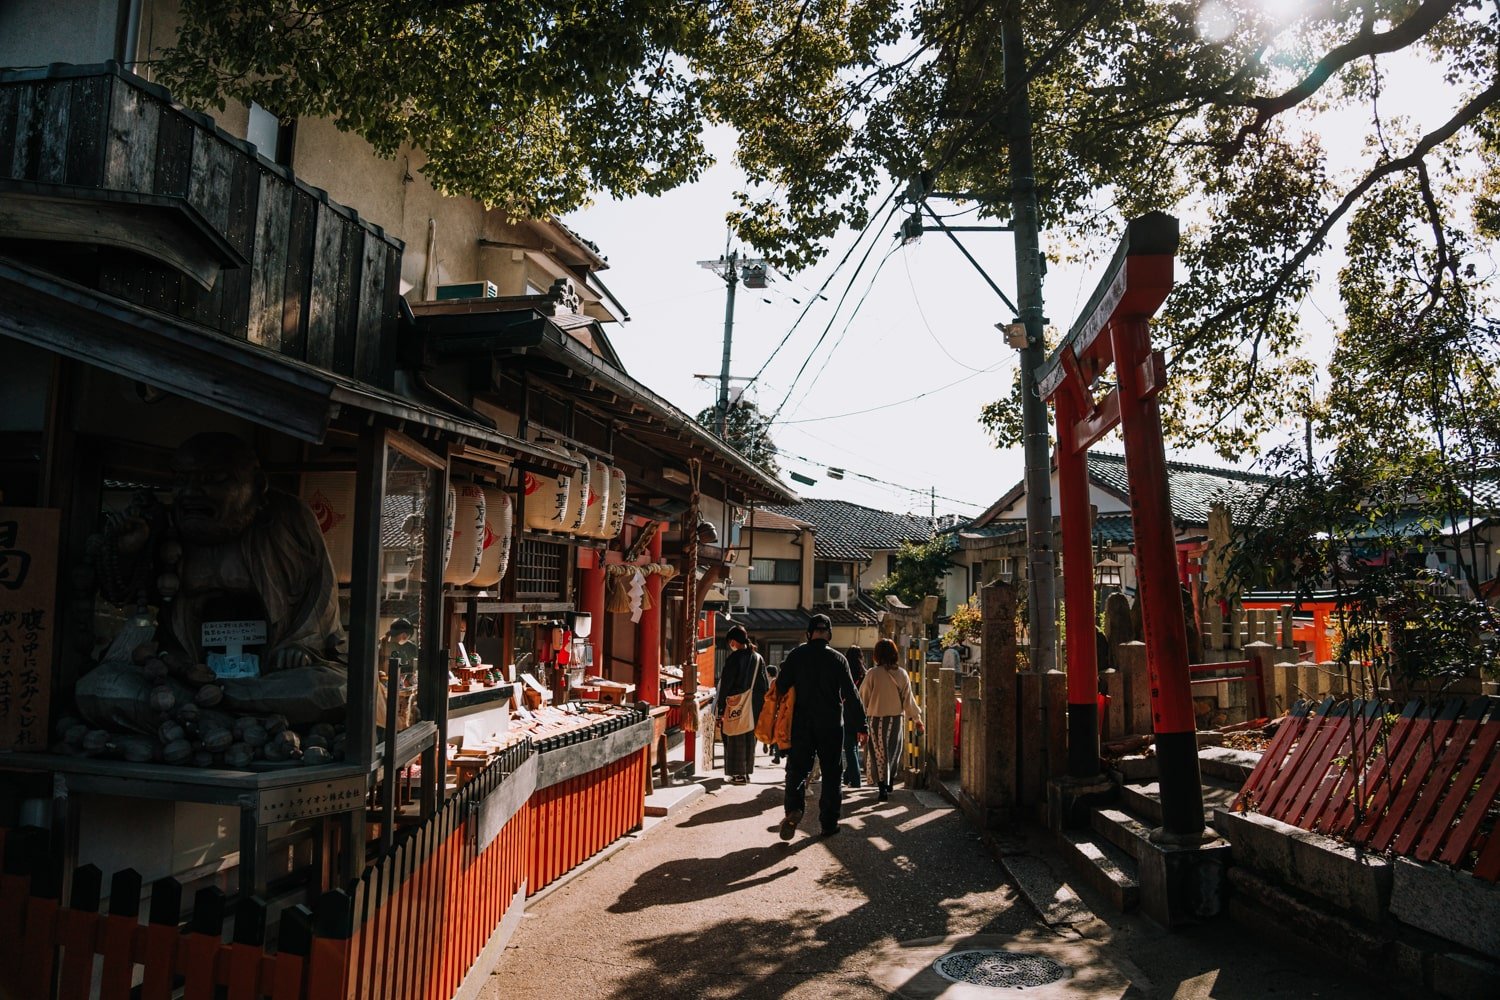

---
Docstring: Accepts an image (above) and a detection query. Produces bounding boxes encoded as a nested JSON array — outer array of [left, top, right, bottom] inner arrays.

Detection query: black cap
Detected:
[[387, 618, 415, 637], [807, 613, 832, 634], [725, 625, 749, 645]]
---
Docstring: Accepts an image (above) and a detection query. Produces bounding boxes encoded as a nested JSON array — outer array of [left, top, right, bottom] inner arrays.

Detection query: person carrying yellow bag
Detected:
[[754, 668, 793, 751]]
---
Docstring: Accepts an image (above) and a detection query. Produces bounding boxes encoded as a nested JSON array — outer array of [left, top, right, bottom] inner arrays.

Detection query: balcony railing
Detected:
[[0, 62, 403, 388]]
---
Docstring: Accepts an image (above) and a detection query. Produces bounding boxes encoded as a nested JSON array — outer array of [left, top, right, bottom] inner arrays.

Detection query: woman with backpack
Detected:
[[718, 625, 769, 784], [857, 637, 924, 800]]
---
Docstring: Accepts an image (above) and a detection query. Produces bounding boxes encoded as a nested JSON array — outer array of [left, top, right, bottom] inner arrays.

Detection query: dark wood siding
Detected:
[[0, 64, 403, 387]]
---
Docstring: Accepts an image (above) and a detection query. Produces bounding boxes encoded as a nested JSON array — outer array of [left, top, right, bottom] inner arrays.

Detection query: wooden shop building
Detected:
[[0, 57, 789, 1000]]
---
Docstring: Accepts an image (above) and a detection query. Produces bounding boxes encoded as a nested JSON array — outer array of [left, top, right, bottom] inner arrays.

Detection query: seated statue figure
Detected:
[[77, 432, 348, 734]]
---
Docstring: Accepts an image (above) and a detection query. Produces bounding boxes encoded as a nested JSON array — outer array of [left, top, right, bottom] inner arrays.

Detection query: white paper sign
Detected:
[[202, 620, 267, 648]]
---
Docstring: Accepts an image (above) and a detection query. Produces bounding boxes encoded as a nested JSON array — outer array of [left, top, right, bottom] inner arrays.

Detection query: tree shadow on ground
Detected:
[[606, 838, 814, 914], [601, 793, 1035, 1000], [678, 786, 783, 827]]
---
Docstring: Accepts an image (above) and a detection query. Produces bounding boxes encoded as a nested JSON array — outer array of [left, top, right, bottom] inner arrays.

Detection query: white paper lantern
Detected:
[[299, 471, 356, 584], [564, 449, 592, 535], [583, 459, 610, 538], [605, 466, 627, 539], [472, 488, 513, 587], [522, 444, 573, 530], [444, 483, 486, 585]]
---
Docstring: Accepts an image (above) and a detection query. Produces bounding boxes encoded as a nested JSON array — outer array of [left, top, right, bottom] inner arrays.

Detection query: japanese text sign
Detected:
[[0, 508, 59, 751]]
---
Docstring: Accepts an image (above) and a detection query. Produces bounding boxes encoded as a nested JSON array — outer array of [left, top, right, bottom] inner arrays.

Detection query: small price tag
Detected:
[[208, 651, 261, 679]]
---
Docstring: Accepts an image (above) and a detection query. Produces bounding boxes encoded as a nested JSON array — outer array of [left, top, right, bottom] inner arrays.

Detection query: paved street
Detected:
[[481, 747, 1394, 999]]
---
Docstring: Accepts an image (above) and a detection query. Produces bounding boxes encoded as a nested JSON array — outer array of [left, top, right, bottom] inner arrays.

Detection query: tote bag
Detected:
[[722, 688, 756, 736]]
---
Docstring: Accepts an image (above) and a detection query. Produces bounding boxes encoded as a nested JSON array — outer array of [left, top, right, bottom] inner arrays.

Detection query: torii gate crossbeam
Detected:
[[1035, 211, 1206, 840]]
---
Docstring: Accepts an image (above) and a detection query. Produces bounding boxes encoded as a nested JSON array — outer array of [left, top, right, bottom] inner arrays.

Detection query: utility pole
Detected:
[[698, 252, 768, 439], [1002, 10, 1058, 673]]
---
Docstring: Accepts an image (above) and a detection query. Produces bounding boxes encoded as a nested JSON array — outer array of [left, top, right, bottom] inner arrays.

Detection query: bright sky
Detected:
[[561, 40, 1477, 522]]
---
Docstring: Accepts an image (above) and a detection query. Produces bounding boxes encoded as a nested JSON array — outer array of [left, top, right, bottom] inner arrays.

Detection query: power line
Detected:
[[901, 246, 987, 372], [781, 240, 903, 420], [769, 203, 903, 423], [776, 449, 986, 509], [776, 357, 1015, 425], [750, 186, 899, 384]]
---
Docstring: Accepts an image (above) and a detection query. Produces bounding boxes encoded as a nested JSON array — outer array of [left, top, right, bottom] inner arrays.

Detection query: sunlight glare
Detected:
[[1196, 0, 1237, 43]]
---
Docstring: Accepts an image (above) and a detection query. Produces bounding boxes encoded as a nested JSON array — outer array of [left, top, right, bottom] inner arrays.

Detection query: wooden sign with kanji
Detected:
[[0, 508, 59, 751]]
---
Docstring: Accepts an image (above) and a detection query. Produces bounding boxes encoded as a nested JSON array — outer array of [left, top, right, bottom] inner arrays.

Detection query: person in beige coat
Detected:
[[857, 638, 924, 800]]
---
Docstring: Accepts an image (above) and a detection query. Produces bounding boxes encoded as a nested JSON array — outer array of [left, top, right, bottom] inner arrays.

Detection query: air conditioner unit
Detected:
[[726, 587, 751, 612], [434, 280, 498, 301], [825, 582, 849, 608]]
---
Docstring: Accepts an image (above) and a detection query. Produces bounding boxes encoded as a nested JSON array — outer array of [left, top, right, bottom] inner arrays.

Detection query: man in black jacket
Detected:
[[776, 614, 866, 839]]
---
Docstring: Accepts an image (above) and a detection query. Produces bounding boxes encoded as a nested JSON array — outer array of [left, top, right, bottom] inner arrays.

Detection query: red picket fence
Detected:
[[1236, 695, 1500, 880], [527, 749, 647, 892], [0, 740, 536, 1000]]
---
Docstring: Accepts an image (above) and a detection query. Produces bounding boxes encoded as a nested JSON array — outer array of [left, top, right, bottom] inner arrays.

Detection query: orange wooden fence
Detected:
[[1236, 695, 1500, 880], [526, 749, 647, 893], [0, 711, 656, 999]]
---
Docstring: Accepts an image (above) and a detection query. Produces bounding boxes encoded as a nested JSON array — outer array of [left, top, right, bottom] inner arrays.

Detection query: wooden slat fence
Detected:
[[1235, 695, 1500, 880], [527, 741, 648, 893], [0, 740, 536, 1000]]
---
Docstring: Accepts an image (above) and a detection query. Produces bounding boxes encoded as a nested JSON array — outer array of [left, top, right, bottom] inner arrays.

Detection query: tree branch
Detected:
[[1226, 0, 1462, 153], [1191, 76, 1500, 341]]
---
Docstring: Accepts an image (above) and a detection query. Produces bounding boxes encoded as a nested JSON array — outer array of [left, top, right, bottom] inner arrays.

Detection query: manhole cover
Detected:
[[931, 949, 1069, 990]]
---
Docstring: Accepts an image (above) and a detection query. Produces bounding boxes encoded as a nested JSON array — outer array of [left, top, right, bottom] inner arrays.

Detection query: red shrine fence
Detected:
[[1235, 695, 1500, 880]]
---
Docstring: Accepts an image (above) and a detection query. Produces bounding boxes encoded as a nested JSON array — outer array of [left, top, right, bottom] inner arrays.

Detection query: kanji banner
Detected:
[[0, 508, 59, 751]]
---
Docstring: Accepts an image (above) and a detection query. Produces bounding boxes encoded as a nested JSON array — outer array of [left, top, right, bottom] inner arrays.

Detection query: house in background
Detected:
[[953, 452, 1276, 609], [723, 499, 938, 662]]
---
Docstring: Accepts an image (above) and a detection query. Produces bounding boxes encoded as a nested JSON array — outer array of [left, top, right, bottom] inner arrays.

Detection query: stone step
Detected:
[[1056, 828, 1140, 912], [1091, 806, 1155, 863], [1120, 776, 1242, 829], [1196, 745, 1260, 785], [1109, 753, 1157, 783]]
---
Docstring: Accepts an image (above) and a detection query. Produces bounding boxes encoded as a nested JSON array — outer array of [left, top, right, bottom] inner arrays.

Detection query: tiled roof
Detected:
[[723, 608, 815, 634], [767, 499, 935, 560], [1086, 453, 1274, 526], [1093, 512, 1135, 543], [814, 537, 870, 561], [962, 512, 1137, 545], [747, 508, 811, 532], [809, 591, 884, 626]]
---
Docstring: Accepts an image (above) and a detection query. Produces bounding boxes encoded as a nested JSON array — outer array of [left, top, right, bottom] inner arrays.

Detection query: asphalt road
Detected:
[[481, 752, 1039, 999], [481, 747, 1398, 999]]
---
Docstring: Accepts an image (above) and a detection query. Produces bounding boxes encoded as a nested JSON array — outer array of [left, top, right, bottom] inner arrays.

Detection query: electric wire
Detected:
[[776, 448, 986, 509], [778, 356, 1015, 425], [750, 185, 899, 385], [902, 246, 987, 372], [768, 202, 903, 423], [780, 238, 904, 421]]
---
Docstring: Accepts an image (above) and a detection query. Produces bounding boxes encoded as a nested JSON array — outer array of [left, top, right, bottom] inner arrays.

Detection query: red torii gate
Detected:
[[1035, 212, 1206, 840]]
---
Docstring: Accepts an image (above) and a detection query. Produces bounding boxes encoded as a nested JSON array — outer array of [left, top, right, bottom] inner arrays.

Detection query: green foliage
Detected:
[[1224, 447, 1500, 687], [871, 535, 956, 607], [694, 398, 780, 478], [158, 1, 1500, 459], [942, 593, 982, 647]]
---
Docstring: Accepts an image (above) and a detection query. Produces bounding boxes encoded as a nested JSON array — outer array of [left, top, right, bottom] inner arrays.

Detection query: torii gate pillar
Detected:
[[1037, 212, 1206, 842]]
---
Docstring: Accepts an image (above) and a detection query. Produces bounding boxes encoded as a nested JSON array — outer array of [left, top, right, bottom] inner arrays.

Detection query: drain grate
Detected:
[[931, 949, 1069, 990]]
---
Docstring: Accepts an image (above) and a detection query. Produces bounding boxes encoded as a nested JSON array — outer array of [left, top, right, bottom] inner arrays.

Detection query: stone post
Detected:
[[936, 665, 957, 774], [1117, 641, 1151, 735], [981, 582, 1019, 821]]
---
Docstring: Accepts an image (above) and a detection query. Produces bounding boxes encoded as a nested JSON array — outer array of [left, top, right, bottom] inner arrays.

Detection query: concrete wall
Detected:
[[991, 478, 1126, 520], [734, 527, 803, 611]]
